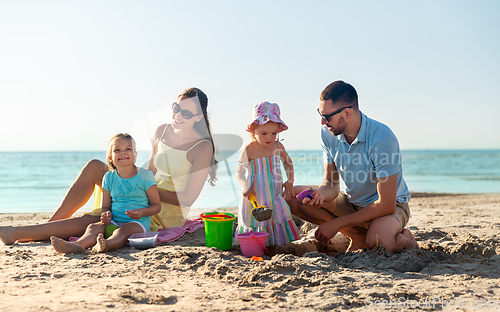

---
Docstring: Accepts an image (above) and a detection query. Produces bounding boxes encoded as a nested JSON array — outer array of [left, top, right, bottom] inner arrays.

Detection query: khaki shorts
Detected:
[[333, 192, 410, 231]]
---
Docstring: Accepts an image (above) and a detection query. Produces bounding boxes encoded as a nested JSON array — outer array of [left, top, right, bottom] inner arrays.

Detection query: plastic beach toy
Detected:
[[297, 187, 314, 200], [104, 224, 119, 238], [249, 193, 273, 221], [128, 232, 158, 249], [200, 212, 236, 251], [236, 230, 270, 257], [200, 214, 233, 219]]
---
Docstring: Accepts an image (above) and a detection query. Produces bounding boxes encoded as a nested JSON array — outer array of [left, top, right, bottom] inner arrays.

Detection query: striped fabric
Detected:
[[236, 155, 300, 246]]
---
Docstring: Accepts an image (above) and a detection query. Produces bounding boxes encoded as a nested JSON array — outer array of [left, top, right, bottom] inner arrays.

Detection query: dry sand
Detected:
[[1, 193, 500, 311]]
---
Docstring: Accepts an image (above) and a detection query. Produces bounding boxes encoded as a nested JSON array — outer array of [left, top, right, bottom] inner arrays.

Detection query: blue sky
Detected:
[[1, 0, 499, 152]]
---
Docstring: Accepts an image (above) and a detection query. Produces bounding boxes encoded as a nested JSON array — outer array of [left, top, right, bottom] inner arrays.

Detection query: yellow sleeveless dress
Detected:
[[149, 139, 208, 231]]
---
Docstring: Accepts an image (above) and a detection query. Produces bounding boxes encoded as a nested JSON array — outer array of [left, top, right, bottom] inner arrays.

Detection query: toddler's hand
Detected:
[[125, 209, 144, 220], [242, 186, 254, 199], [100, 211, 111, 225], [282, 181, 295, 200]]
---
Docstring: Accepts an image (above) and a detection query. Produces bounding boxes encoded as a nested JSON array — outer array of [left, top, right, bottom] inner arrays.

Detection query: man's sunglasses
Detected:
[[172, 102, 202, 120], [317, 105, 352, 123]]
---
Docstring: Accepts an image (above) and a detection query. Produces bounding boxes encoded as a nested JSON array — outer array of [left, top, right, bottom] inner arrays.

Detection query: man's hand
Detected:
[[298, 188, 324, 207], [100, 211, 111, 225], [315, 219, 339, 243]]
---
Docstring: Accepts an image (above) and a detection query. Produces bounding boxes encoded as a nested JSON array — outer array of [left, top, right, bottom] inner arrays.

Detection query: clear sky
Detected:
[[1, 0, 499, 152]]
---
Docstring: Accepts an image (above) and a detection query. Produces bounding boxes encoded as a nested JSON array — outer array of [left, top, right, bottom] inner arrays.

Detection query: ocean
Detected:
[[0, 150, 499, 214]]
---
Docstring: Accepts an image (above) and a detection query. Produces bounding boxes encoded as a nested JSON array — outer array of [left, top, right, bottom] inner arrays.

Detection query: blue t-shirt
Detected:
[[321, 112, 410, 207], [102, 167, 157, 230]]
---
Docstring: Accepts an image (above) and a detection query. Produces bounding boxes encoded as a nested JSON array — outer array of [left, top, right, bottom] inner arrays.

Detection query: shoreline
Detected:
[[409, 191, 500, 198], [2, 192, 499, 218], [1, 193, 500, 311]]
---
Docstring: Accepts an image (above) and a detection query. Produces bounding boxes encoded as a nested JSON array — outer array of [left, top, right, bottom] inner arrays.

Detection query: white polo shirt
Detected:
[[321, 112, 410, 207]]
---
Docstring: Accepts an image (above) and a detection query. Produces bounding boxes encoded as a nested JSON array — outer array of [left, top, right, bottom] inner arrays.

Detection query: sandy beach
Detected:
[[1, 193, 500, 311]]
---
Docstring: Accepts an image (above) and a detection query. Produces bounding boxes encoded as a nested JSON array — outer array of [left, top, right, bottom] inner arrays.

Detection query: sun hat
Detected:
[[246, 101, 288, 133]]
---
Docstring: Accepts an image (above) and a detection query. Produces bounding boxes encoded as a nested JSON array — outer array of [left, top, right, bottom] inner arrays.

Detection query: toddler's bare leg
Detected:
[[49, 160, 108, 222], [51, 221, 106, 253], [51, 236, 85, 254], [73, 222, 106, 249], [94, 222, 144, 252], [92, 233, 107, 253]]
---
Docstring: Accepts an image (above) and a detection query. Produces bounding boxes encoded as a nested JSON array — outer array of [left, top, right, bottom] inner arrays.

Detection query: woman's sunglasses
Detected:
[[172, 102, 202, 120]]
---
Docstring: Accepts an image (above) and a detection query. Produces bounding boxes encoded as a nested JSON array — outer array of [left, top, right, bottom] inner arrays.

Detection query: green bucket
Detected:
[[200, 212, 236, 251]]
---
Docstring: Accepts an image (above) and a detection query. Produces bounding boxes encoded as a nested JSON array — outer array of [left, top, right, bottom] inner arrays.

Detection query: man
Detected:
[[288, 80, 418, 253]]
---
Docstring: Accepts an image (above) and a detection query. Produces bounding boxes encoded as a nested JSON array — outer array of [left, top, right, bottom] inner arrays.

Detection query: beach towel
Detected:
[[156, 218, 204, 244]]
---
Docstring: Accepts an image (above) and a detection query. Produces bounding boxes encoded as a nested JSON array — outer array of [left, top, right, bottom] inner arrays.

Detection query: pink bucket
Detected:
[[236, 230, 269, 257]]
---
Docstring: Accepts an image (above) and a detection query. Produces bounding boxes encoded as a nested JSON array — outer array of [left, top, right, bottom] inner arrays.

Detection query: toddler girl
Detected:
[[236, 101, 300, 255], [51, 133, 161, 253]]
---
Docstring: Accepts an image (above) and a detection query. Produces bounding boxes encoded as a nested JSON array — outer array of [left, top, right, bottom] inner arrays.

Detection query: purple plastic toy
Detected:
[[297, 187, 314, 200]]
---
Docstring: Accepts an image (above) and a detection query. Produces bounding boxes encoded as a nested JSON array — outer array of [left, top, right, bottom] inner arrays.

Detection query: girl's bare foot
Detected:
[[51, 236, 85, 254], [0, 226, 17, 245], [402, 229, 420, 250], [92, 233, 107, 253]]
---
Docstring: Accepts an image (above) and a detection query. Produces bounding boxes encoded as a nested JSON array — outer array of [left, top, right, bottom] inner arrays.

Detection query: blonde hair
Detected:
[[247, 123, 258, 141], [247, 122, 281, 141], [106, 133, 137, 171]]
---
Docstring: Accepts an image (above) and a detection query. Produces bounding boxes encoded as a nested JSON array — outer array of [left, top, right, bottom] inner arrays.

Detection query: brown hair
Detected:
[[106, 133, 137, 171], [178, 87, 218, 186], [320, 80, 359, 109]]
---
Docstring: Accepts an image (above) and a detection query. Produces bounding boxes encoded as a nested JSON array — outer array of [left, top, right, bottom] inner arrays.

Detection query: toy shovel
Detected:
[[249, 193, 273, 221], [297, 187, 315, 200]]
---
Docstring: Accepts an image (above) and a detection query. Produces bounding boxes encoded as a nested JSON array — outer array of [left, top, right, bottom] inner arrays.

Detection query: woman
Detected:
[[0, 87, 217, 244]]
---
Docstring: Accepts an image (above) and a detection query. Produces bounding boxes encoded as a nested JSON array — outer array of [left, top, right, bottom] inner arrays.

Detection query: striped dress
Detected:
[[236, 155, 300, 246]]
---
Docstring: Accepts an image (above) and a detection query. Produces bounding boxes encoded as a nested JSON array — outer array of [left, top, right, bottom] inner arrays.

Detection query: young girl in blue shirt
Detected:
[[51, 133, 161, 253]]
